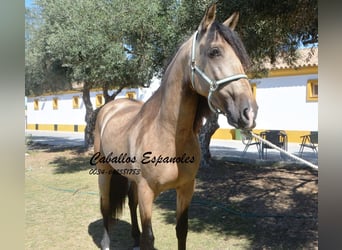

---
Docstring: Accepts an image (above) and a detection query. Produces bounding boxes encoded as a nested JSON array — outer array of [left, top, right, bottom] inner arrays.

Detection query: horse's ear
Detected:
[[198, 3, 216, 32], [223, 12, 239, 30]]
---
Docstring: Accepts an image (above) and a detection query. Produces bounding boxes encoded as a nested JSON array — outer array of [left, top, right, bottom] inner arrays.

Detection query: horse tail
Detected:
[[109, 170, 129, 219]]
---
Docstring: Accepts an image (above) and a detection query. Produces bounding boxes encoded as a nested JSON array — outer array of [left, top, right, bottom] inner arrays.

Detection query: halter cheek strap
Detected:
[[190, 30, 248, 114]]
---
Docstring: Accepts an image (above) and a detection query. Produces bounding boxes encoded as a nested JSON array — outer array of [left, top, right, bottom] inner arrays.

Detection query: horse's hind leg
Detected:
[[176, 180, 195, 250], [137, 181, 155, 250], [98, 163, 128, 250], [128, 181, 141, 248], [98, 164, 112, 250]]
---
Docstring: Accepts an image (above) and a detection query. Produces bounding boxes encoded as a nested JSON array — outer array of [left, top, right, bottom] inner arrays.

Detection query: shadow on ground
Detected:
[[50, 154, 91, 174], [27, 141, 318, 248], [27, 142, 92, 174], [154, 160, 318, 249], [27, 139, 86, 152], [26, 134, 84, 148], [88, 219, 134, 250]]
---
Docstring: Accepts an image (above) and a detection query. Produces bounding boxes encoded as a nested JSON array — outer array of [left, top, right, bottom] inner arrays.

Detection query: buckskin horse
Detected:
[[94, 3, 258, 250]]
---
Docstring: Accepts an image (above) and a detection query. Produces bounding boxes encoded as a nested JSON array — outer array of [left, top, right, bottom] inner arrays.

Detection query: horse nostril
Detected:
[[240, 107, 255, 129], [243, 107, 250, 121]]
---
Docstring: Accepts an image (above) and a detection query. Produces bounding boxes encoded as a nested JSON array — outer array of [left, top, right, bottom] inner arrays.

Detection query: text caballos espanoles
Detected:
[[89, 151, 195, 167]]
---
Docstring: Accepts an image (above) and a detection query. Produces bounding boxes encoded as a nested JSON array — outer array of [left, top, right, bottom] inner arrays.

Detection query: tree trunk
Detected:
[[199, 112, 219, 168], [83, 82, 125, 149], [83, 82, 94, 149], [103, 82, 124, 103]]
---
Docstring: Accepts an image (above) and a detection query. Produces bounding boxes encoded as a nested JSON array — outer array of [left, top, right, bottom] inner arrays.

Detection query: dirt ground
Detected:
[[26, 143, 318, 249], [194, 159, 318, 249]]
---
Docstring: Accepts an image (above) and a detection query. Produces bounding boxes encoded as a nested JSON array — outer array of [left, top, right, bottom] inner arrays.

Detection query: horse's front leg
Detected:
[[137, 180, 155, 250], [176, 179, 195, 250]]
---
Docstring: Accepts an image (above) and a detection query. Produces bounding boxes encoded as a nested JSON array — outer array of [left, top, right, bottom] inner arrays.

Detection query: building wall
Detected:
[[26, 88, 146, 132], [212, 70, 318, 142], [27, 92, 86, 127], [254, 74, 318, 131], [26, 70, 318, 142]]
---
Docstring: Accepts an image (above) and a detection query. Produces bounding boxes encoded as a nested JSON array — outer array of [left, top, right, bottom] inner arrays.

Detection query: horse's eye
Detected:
[[208, 47, 221, 58]]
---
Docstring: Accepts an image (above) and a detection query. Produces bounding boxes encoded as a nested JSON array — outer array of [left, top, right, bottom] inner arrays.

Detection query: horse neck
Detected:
[[150, 40, 199, 136]]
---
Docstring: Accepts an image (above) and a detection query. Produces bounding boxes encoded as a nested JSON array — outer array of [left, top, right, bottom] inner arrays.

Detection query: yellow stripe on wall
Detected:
[[212, 128, 235, 140], [285, 130, 312, 143], [26, 124, 36, 130], [26, 124, 85, 132], [267, 66, 318, 77], [57, 124, 75, 132], [78, 125, 86, 132], [26, 124, 315, 143], [38, 124, 54, 131], [212, 128, 315, 143]]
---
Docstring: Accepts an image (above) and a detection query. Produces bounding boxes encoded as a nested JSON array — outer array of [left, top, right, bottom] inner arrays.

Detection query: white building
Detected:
[[26, 77, 160, 132], [212, 47, 318, 142], [26, 49, 318, 143]]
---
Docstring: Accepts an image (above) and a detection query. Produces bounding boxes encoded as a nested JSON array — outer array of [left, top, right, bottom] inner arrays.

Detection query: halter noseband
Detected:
[[190, 30, 248, 114]]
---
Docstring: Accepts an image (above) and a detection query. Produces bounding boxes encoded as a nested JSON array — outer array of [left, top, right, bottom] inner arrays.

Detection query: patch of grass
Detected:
[[25, 147, 317, 249], [25, 148, 253, 249]]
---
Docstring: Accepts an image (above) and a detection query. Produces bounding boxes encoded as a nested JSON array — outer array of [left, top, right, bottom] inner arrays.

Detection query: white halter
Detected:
[[190, 30, 248, 114]]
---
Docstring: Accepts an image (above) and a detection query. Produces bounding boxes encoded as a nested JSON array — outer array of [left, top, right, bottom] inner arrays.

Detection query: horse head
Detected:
[[190, 4, 258, 130]]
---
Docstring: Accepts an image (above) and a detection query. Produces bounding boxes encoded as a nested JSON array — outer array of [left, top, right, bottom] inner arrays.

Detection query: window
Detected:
[[96, 94, 104, 107], [72, 96, 79, 109], [307, 79, 318, 102], [126, 91, 136, 99], [34, 99, 39, 110], [52, 98, 58, 110]]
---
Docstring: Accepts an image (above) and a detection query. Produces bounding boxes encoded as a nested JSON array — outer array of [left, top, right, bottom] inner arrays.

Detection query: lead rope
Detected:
[[243, 131, 318, 170]]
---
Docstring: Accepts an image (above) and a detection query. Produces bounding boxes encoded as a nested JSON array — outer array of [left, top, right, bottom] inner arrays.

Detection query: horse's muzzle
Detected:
[[227, 100, 258, 130]]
